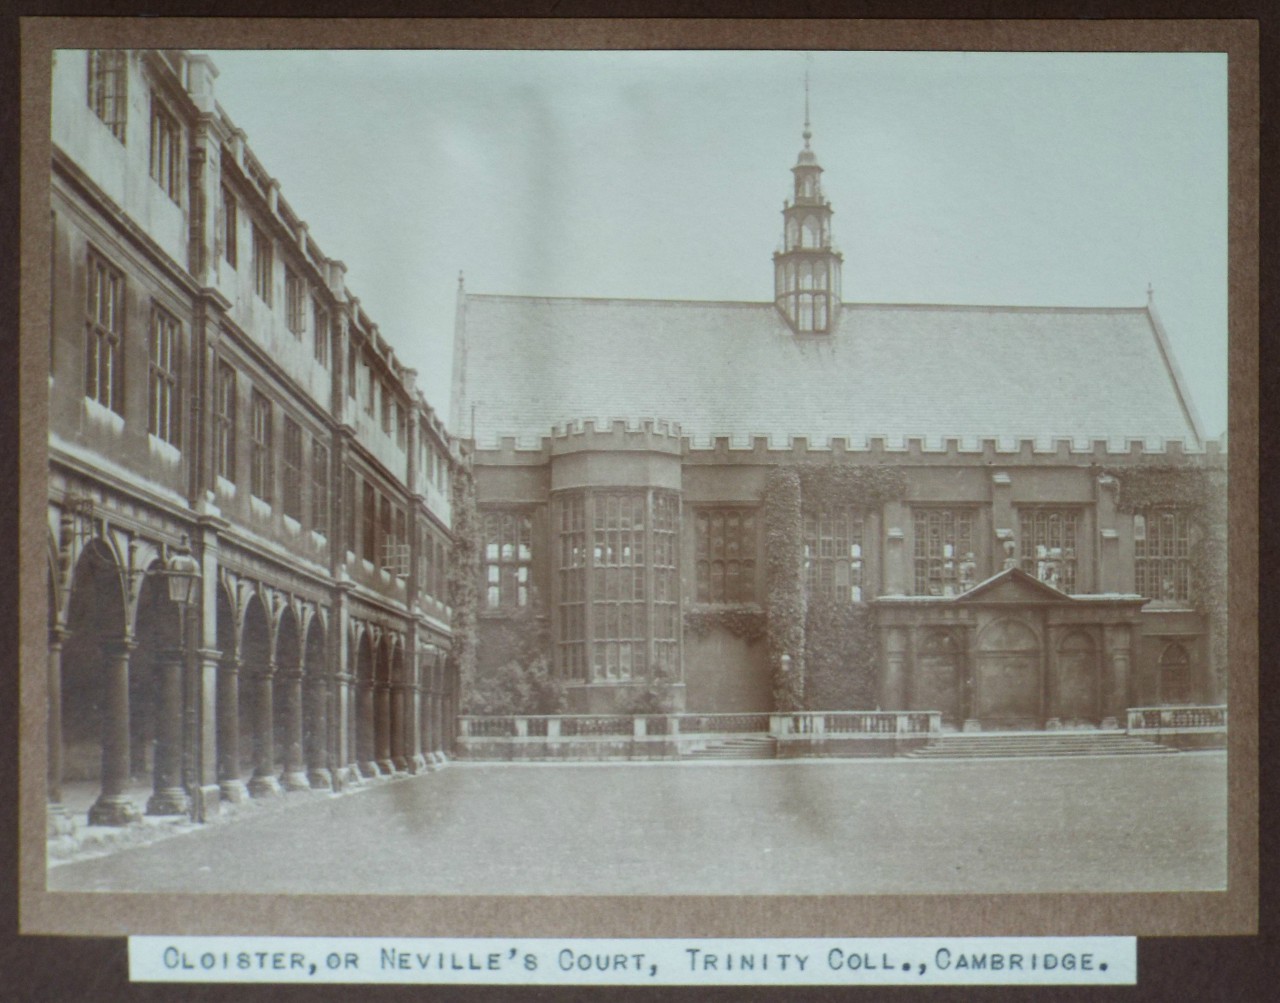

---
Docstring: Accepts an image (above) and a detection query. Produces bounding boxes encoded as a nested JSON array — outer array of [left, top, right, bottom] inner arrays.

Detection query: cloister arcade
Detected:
[[46, 510, 457, 830]]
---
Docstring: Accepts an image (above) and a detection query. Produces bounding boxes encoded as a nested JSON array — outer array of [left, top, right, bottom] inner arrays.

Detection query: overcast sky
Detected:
[[205, 49, 1228, 438]]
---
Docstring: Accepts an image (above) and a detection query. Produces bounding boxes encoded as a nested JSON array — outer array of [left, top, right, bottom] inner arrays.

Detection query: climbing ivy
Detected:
[[683, 604, 767, 643], [447, 459, 482, 700], [1103, 463, 1228, 701], [764, 468, 806, 710], [803, 596, 878, 710], [762, 463, 908, 712]]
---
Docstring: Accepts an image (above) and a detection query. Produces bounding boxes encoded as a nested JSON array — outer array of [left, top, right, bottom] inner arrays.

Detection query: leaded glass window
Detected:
[[1019, 508, 1078, 593], [912, 508, 975, 596], [1134, 508, 1192, 603], [803, 508, 863, 602], [695, 509, 757, 603], [481, 510, 533, 609]]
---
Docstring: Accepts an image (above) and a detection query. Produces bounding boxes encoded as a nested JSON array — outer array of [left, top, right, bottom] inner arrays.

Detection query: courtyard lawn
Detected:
[[47, 752, 1226, 895]]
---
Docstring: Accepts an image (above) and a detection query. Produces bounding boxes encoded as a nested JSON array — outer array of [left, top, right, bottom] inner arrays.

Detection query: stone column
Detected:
[[247, 662, 282, 797], [1102, 623, 1132, 727], [880, 626, 907, 710], [306, 669, 333, 791], [88, 639, 142, 826], [375, 680, 394, 774], [47, 627, 73, 835], [409, 649, 427, 773], [216, 655, 248, 802], [278, 660, 310, 791], [390, 682, 408, 772], [147, 648, 192, 815], [335, 669, 355, 785], [357, 674, 379, 777]]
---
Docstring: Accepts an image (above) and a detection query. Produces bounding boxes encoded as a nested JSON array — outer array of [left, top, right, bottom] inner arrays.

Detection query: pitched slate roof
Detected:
[[451, 294, 1204, 450]]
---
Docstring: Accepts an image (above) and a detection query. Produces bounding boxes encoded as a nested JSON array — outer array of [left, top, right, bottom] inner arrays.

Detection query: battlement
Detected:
[[472, 425, 1226, 466]]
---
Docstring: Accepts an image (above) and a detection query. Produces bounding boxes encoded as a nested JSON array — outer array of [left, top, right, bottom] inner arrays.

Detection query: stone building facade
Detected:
[[452, 113, 1226, 724], [47, 49, 461, 832]]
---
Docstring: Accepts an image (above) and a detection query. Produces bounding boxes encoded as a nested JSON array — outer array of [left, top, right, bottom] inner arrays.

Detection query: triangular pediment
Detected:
[[956, 567, 1072, 604]]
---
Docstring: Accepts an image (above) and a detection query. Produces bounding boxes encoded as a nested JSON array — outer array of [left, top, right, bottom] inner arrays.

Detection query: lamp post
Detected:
[[147, 535, 201, 817]]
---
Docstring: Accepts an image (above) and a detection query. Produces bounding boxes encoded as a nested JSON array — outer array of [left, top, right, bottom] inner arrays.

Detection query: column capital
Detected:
[[104, 637, 137, 656]]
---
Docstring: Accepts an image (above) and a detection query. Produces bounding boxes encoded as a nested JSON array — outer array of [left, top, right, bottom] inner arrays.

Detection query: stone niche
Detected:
[[873, 568, 1146, 731]]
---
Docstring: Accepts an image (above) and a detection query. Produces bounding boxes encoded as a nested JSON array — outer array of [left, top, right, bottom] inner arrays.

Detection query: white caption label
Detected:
[[130, 936, 1136, 985]]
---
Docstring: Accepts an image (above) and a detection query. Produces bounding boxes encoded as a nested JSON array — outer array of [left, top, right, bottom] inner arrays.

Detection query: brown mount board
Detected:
[[16, 16, 1258, 943]]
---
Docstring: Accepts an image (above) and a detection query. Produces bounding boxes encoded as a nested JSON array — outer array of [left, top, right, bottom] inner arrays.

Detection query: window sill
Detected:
[[250, 495, 272, 519], [147, 434, 182, 465], [215, 475, 237, 497], [283, 514, 302, 534], [82, 396, 124, 433]]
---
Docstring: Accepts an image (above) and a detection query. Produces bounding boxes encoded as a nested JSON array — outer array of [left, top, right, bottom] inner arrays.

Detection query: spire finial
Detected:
[[803, 55, 812, 148]]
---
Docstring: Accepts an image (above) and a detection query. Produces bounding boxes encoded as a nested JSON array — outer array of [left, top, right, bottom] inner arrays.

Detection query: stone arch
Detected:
[[302, 608, 330, 788], [274, 602, 302, 780], [353, 624, 377, 776], [129, 559, 182, 781], [1159, 641, 1192, 705], [374, 630, 394, 772], [976, 617, 1042, 725], [61, 539, 128, 784], [239, 590, 271, 786]]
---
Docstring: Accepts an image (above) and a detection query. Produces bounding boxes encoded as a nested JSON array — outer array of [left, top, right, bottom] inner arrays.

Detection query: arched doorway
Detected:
[[62, 539, 136, 825], [302, 612, 331, 789], [215, 581, 247, 801], [1159, 642, 1193, 705], [1056, 630, 1099, 724], [354, 627, 377, 777], [241, 591, 279, 797], [274, 604, 308, 790], [912, 629, 962, 725], [976, 618, 1041, 726]]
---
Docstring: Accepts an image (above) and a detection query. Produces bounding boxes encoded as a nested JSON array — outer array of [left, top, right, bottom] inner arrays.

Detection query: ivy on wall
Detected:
[[762, 464, 908, 712], [764, 468, 806, 710], [447, 460, 481, 700], [803, 597, 878, 711], [1103, 463, 1229, 701], [683, 604, 767, 643]]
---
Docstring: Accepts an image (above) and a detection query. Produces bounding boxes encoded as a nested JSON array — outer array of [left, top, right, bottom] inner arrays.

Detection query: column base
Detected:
[[378, 759, 397, 776], [334, 765, 360, 789], [193, 784, 223, 823], [430, 752, 447, 769], [146, 788, 193, 816], [409, 754, 429, 774], [47, 803, 76, 838], [220, 778, 250, 804], [248, 774, 283, 798], [88, 794, 142, 827], [361, 760, 383, 779], [307, 768, 334, 791], [280, 770, 312, 792]]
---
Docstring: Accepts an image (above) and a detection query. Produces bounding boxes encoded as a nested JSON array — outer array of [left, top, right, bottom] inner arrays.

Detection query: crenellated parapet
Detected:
[[473, 423, 1225, 468]]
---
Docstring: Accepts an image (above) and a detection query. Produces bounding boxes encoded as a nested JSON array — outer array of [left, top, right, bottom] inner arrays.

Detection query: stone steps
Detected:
[[906, 732, 1177, 759], [685, 735, 778, 761]]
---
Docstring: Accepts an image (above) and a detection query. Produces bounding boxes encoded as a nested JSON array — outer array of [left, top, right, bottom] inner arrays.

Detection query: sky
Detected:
[[205, 49, 1228, 438]]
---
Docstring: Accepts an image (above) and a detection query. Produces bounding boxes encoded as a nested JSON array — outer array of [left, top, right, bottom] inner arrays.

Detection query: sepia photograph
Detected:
[[19, 20, 1256, 941]]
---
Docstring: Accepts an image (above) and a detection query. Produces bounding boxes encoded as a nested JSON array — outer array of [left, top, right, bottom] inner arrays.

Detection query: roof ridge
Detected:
[[463, 292, 1149, 313]]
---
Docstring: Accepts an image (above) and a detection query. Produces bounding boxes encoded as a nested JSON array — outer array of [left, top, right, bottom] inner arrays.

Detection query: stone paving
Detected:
[[47, 752, 1227, 896]]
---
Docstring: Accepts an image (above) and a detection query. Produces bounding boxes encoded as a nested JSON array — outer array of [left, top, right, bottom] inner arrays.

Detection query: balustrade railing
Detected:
[[1126, 705, 1227, 732], [460, 709, 941, 741]]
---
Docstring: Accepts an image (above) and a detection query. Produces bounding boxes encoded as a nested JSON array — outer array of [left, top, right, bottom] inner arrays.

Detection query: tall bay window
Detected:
[[553, 489, 680, 683], [249, 391, 273, 502], [147, 305, 181, 446], [87, 50, 127, 142], [803, 508, 864, 602], [1019, 508, 1079, 593], [481, 510, 532, 609], [214, 362, 235, 481], [310, 440, 329, 535], [85, 251, 125, 413], [281, 417, 303, 520], [1134, 508, 1192, 603], [913, 508, 976, 596], [695, 509, 757, 604], [148, 94, 182, 203]]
